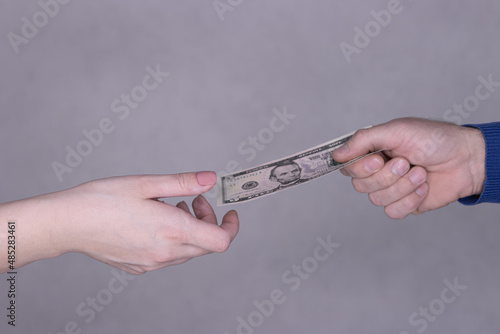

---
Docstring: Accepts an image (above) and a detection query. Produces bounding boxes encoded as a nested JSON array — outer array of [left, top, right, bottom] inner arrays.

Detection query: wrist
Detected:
[[0, 193, 68, 272], [463, 127, 486, 197]]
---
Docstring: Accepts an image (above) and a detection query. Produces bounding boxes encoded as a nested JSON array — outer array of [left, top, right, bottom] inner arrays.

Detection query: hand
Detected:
[[331, 117, 486, 219], [0, 172, 239, 274]]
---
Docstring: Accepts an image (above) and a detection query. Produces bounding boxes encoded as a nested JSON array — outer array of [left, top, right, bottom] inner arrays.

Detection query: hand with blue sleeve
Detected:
[[331, 117, 496, 219]]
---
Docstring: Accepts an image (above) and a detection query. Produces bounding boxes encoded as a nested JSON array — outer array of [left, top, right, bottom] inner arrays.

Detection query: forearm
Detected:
[[0, 194, 66, 273]]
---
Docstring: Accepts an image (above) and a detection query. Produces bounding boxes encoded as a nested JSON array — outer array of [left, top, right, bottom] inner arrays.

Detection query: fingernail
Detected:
[[333, 144, 349, 156], [409, 169, 425, 185], [196, 171, 216, 186], [392, 159, 409, 176], [366, 158, 383, 173]]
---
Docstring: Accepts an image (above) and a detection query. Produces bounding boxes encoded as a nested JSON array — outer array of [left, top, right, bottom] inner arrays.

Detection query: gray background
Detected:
[[1, 0, 500, 333]]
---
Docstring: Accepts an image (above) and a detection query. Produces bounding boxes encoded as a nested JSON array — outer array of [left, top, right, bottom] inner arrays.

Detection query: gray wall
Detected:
[[1, 1, 500, 333]]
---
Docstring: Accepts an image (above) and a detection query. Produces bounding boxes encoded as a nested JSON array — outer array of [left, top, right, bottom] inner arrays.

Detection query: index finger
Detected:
[[339, 153, 386, 178], [331, 122, 397, 163]]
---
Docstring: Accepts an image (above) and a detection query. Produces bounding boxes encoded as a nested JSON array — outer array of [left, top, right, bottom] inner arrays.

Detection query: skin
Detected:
[[331, 117, 486, 220], [0, 171, 239, 274]]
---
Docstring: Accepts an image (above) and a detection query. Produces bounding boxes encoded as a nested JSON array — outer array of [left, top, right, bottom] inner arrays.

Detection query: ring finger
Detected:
[[368, 166, 427, 207]]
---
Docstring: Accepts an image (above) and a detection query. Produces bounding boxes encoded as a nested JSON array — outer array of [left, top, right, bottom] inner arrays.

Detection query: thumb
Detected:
[[331, 124, 395, 163], [137, 171, 217, 198]]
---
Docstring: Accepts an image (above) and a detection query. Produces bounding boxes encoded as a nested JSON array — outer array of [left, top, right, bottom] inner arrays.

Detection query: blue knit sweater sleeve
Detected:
[[459, 122, 500, 205]]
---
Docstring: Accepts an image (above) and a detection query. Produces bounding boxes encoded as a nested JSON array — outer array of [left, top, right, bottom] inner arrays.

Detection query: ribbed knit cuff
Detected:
[[459, 122, 500, 205]]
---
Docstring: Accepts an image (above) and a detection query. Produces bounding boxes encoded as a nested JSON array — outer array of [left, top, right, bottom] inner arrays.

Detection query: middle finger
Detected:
[[351, 157, 411, 193]]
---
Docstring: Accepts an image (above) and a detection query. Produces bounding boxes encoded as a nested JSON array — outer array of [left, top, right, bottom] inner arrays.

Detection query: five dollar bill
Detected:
[[217, 127, 379, 206]]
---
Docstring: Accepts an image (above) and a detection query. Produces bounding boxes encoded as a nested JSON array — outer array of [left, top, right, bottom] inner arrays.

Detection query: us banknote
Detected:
[[217, 128, 380, 205]]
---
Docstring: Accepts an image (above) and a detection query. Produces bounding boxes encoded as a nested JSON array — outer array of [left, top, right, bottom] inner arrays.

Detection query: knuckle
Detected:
[[386, 195, 420, 220], [79, 178, 109, 193], [352, 179, 368, 193], [214, 234, 231, 253], [143, 267, 156, 273], [404, 197, 421, 213], [390, 118, 406, 127], [150, 249, 177, 265], [378, 171, 396, 188], [368, 192, 384, 207], [353, 128, 369, 141], [384, 206, 406, 220], [151, 252, 168, 264], [176, 174, 188, 190], [391, 179, 409, 196], [135, 268, 147, 275], [123, 265, 146, 275], [340, 167, 351, 177], [175, 173, 192, 192]]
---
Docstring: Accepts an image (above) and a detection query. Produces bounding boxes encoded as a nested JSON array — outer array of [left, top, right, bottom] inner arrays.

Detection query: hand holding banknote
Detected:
[[331, 117, 486, 219]]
